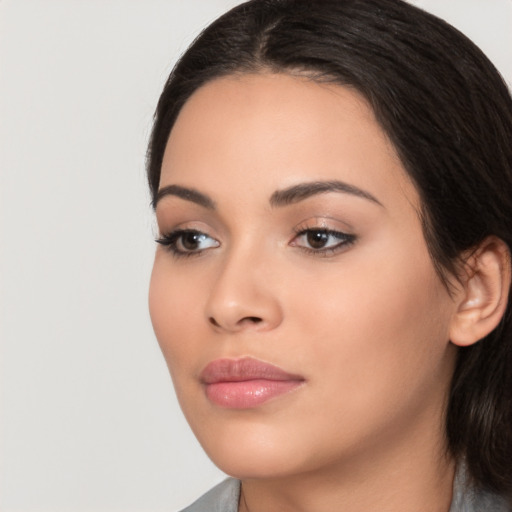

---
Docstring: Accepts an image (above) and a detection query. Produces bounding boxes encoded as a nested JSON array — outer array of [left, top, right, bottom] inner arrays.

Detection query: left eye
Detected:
[[292, 228, 355, 252]]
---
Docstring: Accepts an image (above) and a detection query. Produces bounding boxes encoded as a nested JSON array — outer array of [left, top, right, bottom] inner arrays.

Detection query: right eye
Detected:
[[156, 229, 220, 257]]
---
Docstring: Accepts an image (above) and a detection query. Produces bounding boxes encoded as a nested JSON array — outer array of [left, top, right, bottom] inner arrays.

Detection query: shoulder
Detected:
[[450, 466, 511, 512], [178, 478, 241, 512], [450, 487, 511, 512]]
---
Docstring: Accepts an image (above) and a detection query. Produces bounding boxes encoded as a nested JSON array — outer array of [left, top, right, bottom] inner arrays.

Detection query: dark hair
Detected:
[[147, 0, 512, 495]]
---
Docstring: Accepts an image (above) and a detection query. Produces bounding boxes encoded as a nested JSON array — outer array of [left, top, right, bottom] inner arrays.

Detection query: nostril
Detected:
[[245, 316, 262, 323], [209, 317, 221, 327], [208, 315, 263, 329]]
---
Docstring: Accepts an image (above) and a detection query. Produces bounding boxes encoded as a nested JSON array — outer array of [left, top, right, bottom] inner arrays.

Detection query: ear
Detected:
[[450, 236, 511, 347]]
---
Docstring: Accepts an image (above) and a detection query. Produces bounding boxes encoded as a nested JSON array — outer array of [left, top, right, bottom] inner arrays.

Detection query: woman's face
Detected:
[[149, 73, 459, 479]]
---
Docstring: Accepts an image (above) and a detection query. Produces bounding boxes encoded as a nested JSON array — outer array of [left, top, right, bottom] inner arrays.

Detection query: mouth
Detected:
[[200, 357, 305, 409]]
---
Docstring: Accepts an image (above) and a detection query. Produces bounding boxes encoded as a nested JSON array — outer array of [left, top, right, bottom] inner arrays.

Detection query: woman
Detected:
[[147, 0, 512, 510]]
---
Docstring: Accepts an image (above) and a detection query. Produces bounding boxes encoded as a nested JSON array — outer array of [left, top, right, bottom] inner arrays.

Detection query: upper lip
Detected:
[[200, 357, 305, 384]]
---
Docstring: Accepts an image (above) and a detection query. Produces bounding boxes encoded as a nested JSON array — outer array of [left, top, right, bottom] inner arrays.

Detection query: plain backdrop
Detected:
[[1, 1, 511, 511]]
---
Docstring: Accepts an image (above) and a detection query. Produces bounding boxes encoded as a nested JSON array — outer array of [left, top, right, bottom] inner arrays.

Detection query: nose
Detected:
[[204, 248, 283, 333]]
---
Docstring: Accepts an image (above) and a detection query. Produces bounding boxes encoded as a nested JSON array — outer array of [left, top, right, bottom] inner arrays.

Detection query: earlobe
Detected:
[[449, 236, 511, 347]]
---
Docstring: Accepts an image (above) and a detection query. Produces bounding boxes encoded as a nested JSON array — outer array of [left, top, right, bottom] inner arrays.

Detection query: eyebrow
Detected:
[[153, 184, 216, 210], [269, 180, 383, 208], [154, 179, 383, 210]]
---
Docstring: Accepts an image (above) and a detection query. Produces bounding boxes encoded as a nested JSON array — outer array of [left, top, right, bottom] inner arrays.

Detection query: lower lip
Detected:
[[205, 379, 303, 409]]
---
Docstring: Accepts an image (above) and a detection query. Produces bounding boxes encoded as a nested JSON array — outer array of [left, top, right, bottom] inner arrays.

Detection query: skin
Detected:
[[149, 73, 464, 511]]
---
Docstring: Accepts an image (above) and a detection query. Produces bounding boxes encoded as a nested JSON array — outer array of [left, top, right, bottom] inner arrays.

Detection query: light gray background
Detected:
[[1, 1, 511, 511]]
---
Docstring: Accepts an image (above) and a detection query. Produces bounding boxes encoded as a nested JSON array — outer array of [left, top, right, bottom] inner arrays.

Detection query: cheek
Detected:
[[289, 240, 454, 414], [148, 255, 203, 382]]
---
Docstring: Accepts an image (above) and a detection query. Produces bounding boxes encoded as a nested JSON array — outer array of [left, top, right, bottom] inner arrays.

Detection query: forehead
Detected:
[[161, 72, 418, 210]]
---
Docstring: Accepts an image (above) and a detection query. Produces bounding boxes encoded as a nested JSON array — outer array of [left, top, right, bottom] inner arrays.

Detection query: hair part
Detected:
[[147, 0, 512, 494]]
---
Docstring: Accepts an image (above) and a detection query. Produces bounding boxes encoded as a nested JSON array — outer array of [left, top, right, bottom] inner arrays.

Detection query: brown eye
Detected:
[[291, 228, 356, 255], [156, 229, 220, 256], [181, 232, 204, 251], [306, 230, 330, 249], [175, 231, 219, 253]]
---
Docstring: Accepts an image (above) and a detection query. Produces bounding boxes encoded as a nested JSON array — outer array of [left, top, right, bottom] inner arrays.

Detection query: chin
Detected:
[[189, 415, 312, 480], [207, 447, 304, 481]]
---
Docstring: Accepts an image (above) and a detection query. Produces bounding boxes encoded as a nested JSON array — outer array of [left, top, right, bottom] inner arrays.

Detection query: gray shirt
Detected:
[[180, 472, 511, 512]]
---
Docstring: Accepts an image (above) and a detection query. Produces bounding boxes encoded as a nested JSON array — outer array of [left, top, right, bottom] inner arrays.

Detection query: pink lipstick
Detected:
[[200, 357, 305, 409]]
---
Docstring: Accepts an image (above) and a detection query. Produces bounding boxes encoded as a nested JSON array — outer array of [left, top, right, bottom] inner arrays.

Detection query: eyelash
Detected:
[[156, 227, 356, 258]]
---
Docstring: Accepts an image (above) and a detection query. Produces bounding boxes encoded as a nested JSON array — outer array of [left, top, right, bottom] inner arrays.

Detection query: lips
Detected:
[[200, 357, 305, 409]]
